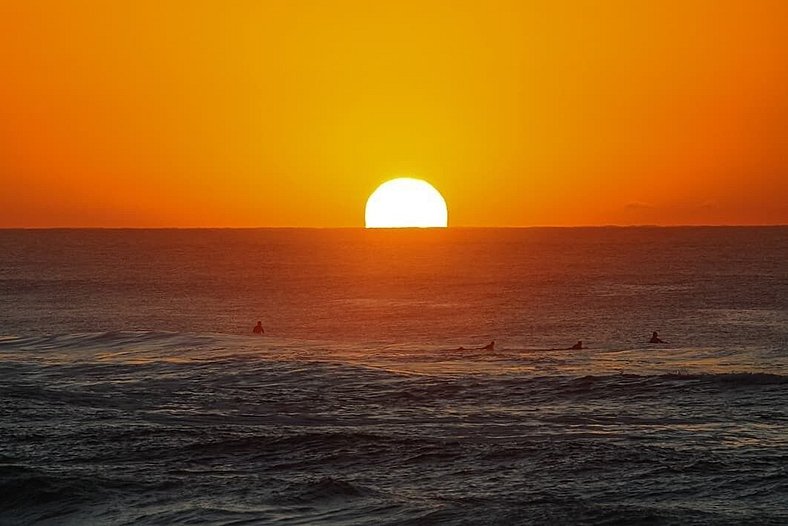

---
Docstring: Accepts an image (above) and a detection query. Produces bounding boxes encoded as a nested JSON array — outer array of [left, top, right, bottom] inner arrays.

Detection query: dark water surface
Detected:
[[1, 228, 786, 524]]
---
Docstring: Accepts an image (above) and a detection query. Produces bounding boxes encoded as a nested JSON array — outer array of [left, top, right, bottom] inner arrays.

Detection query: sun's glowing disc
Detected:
[[365, 178, 448, 228]]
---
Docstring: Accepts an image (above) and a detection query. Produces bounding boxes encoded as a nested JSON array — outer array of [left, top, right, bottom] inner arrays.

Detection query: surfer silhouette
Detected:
[[649, 331, 665, 344], [570, 341, 583, 350], [253, 321, 265, 335]]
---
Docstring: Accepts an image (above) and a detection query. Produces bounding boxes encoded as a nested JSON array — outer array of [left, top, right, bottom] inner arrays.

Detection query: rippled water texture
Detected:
[[1, 228, 786, 524]]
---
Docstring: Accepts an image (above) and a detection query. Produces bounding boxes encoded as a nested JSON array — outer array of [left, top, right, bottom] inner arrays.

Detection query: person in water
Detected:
[[253, 321, 265, 335], [649, 331, 665, 344], [570, 341, 583, 350]]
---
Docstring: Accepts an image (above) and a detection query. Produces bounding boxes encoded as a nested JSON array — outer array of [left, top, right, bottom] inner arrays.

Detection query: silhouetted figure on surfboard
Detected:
[[649, 331, 665, 344], [253, 321, 265, 335], [570, 341, 583, 350]]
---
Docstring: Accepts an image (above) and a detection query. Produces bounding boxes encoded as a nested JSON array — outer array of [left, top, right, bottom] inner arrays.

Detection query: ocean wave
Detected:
[[180, 431, 423, 460], [483, 372, 788, 400], [0, 330, 225, 351], [2, 330, 786, 411], [0, 465, 88, 515], [673, 372, 788, 386], [0, 465, 154, 524], [273, 477, 377, 504]]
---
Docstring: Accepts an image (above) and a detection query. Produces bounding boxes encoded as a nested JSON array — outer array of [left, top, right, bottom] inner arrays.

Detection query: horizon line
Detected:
[[1, 224, 786, 230]]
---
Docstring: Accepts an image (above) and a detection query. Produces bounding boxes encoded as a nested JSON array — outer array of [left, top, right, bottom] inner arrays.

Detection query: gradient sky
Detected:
[[2, 1, 787, 227]]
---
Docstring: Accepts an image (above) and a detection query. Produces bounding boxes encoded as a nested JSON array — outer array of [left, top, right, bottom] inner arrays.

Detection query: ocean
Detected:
[[1, 227, 786, 525]]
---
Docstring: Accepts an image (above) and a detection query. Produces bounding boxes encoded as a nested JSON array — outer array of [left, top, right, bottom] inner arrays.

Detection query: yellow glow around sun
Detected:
[[365, 178, 448, 228]]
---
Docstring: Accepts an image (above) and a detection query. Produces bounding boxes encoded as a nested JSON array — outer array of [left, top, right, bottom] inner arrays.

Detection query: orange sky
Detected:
[[2, 0, 787, 227]]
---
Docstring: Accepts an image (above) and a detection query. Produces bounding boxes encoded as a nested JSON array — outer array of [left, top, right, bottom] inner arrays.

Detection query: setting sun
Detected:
[[365, 178, 448, 228]]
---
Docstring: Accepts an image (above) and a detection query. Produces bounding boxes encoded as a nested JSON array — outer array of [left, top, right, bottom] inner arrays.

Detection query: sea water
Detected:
[[1, 227, 786, 524]]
